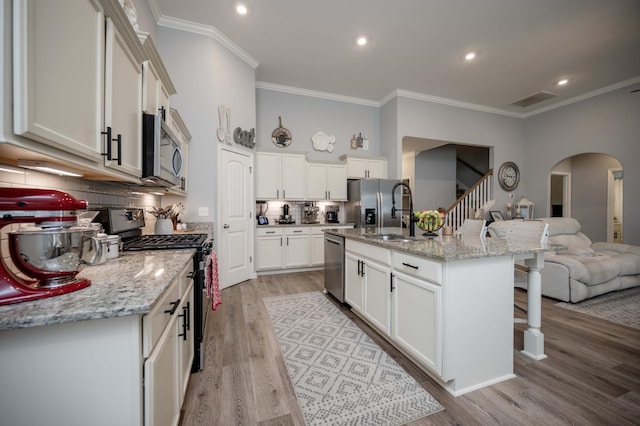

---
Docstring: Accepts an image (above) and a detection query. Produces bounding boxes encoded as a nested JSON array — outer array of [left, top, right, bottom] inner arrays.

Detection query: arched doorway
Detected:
[[550, 153, 623, 243]]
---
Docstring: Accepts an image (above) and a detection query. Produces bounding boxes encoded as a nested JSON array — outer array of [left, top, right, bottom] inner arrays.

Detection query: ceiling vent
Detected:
[[510, 91, 558, 108]]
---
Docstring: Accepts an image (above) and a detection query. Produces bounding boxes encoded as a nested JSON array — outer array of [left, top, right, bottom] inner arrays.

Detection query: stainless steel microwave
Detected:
[[141, 113, 183, 187]]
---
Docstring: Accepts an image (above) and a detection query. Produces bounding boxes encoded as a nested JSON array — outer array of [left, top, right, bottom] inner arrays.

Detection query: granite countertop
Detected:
[[0, 249, 194, 332], [257, 222, 355, 229], [324, 227, 552, 262]]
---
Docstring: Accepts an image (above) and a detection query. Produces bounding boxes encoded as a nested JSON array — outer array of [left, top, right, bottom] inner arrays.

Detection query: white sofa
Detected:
[[489, 217, 640, 302]]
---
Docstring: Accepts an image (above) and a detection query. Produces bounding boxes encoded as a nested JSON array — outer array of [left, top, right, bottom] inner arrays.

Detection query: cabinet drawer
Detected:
[[257, 227, 284, 237], [346, 239, 390, 265], [393, 252, 442, 284], [284, 227, 310, 236], [142, 278, 181, 358]]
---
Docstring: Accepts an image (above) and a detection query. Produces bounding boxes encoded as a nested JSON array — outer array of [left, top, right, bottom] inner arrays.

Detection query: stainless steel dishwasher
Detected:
[[324, 234, 345, 302]]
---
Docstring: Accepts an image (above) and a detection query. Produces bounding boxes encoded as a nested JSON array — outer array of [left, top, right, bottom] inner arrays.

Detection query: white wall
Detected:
[[394, 96, 526, 219], [524, 83, 640, 245], [255, 89, 379, 161], [156, 27, 256, 225]]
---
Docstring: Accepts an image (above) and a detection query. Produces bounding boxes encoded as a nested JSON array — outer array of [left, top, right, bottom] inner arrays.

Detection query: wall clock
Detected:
[[498, 161, 520, 191]]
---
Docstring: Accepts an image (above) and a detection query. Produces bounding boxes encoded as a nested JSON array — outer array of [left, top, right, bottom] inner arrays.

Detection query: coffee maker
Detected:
[[326, 205, 340, 223], [302, 203, 319, 224], [278, 203, 295, 224], [0, 188, 94, 305]]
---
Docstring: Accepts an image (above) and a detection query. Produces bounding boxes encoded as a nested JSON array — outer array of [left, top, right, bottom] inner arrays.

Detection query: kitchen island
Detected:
[[0, 249, 195, 426], [324, 227, 551, 396]]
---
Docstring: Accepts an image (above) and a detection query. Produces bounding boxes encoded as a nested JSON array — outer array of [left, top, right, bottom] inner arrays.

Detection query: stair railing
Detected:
[[443, 169, 493, 232]]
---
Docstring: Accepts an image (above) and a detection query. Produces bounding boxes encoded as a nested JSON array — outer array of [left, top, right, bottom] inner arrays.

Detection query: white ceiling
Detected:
[[150, 0, 640, 116]]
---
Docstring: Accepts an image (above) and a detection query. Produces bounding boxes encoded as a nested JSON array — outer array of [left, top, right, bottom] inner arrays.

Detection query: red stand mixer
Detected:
[[0, 188, 93, 305]]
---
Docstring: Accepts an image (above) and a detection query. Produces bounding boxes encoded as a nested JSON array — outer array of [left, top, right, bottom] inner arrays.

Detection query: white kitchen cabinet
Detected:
[[140, 34, 176, 118], [340, 155, 387, 179], [12, 0, 146, 180], [310, 228, 327, 266], [284, 227, 310, 268], [306, 163, 347, 201], [255, 152, 306, 200], [12, 0, 104, 161], [392, 271, 442, 374], [177, 282, 194, 406], [104, 16, 143, 177], [0, 255, 195, 426], [256, 228, 285, 271], [344, 252, 364, 312], [345, 239, 392, 335]]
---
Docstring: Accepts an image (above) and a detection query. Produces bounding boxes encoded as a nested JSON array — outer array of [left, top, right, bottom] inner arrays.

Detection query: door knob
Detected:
[[223, 224, 230, 229]]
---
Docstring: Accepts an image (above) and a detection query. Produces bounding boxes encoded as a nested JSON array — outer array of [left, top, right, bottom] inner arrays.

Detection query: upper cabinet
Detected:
[[255, 152, 306, 200], [10, 0, 147, 181], [306, 162, 347, 201], [340, 155, 387, 179], [103, 11, 144, 177], [139, 34, 176, 119], [12, 0, 105, 161]]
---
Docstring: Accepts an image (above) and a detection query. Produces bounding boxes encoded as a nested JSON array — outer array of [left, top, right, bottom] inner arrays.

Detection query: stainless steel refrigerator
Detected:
[[346, 178, 402, 229]]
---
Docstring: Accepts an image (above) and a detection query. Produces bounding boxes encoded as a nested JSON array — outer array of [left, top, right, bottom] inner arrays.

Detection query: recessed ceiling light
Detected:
[[558, 79, 569, 86], [236, 4, 248, 15], [465, 52, 476, 61], [356, 36, 367, 46]]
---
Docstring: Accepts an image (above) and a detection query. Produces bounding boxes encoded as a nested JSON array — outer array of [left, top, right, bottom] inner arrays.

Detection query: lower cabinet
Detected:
[[0, 257, 196, 426], [143, 261, 195, 426], [391, 271, 442, 374], [344, 240, 392, 335], [256, 225, 353, 272]]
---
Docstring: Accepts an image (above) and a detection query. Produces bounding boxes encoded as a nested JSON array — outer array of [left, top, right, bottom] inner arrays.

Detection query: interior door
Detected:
[[218, 146, 254, 288]]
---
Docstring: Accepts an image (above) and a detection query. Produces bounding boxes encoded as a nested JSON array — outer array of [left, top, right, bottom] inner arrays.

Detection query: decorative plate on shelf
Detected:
[[311, 131, 336, 151]]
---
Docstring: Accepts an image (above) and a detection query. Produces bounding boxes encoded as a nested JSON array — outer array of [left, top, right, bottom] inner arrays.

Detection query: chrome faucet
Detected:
[[391, 182, 416, 237]]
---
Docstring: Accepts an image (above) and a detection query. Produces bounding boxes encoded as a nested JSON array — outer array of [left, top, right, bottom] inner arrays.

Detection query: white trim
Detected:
[[157, 16, 259, 69], [144, 0, 162, 24], [384, 89, 524, 118], [255, 82, 379, 107], [521, 76, 640, 118]]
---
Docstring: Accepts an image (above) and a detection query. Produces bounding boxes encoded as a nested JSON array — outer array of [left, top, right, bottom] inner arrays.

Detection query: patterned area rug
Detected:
[[263, 291, 444, 426], [556, 287, 640, 330]]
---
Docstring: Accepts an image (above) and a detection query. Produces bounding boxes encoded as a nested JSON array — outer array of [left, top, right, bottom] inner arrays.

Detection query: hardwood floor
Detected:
[[180, 271, 640, 425]]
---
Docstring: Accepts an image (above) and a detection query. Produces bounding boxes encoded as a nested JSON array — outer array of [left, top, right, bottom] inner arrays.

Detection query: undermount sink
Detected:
[[365, 234, 413, 242]]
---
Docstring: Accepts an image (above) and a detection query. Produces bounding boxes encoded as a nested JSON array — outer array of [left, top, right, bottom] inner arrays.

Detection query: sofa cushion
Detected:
[[595, 252, 640, 275], [545, 217, 582, 236], [549, 234, 593, 252], [544, 252, 620, 285]]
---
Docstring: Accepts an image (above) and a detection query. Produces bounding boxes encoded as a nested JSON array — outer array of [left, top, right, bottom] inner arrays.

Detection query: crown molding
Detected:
[[521, 75, 640, 118], [145, 0, 162, 24], [386, 89, 524, 118], [256, 82, 380, 107], [158, 16, 259, 69]]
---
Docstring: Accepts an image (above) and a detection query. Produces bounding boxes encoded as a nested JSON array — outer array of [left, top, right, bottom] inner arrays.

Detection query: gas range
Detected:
[[122, 233, 209, 251]]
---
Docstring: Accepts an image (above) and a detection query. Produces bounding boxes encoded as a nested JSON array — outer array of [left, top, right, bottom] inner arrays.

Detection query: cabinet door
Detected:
[[284, 235, 310, 268], [363, 261, 391, 336], [144, 314, 179, 426], [142, 61, 160, 114], [306, 163, 327, 200], [346, 158, 367, 178], [256, 236, 283, 270], [367, 159, 387, 179], [310, 234, 325, 266], [255, 153, 281, 199], [177, 284, 194, 405], [345, 252, 364, 313], [392, 272, 442, 375], [281, 154, 306, 199], [104, 18, 142, 177], [327, 164, 347, 200], [13, 0, 104, 161]]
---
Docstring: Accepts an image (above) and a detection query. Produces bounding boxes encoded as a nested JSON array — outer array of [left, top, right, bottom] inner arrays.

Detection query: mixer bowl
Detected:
[[8, 226, 101, 286]]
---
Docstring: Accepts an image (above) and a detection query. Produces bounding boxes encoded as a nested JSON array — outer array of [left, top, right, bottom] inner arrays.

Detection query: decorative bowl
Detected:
[[415, 210, 444, 237]]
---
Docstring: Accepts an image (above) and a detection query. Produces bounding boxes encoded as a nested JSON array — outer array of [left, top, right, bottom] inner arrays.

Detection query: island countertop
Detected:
[[0, 249, 195, 332], [324, 227, 552, 261]]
